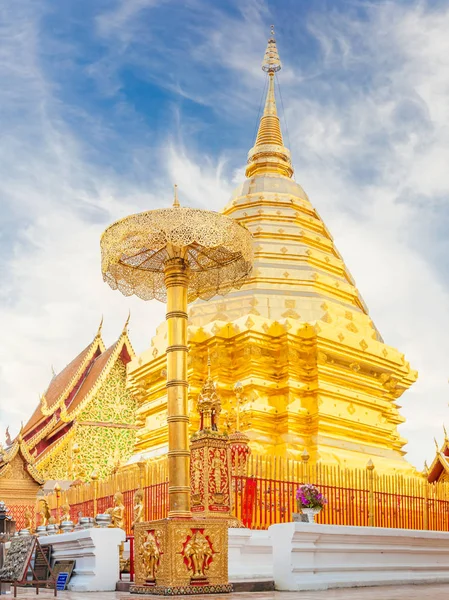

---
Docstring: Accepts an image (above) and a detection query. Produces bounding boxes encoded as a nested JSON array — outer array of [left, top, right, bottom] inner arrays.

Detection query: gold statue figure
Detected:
[[106, 491, 126, 566], [184, 530, 213, 579], [24, 508, 34, 532], [210, 449, 224, 493], [38, 499, 51, 526], [106, 491, 125, 530], [60, 503, 71, 522], [142, 531, 160, 581], [192, 456, 202, 494], [132, 489, 144, 530]]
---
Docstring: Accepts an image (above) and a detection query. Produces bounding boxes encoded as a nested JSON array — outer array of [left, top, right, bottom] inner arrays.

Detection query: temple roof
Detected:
[[0, 433, 44, 485], [427, 434, 449, 482], [23, 320, 135, 462], [23, 323, 106, 437]]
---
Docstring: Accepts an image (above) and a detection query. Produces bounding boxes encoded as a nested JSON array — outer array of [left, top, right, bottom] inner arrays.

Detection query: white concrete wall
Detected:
[[228, 528, 273, 581], [269, 523, 449, 591], [40, 528, 125, 591]]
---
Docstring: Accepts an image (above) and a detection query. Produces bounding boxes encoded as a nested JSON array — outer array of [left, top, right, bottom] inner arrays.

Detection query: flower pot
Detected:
[[301, 507, 321, 523]]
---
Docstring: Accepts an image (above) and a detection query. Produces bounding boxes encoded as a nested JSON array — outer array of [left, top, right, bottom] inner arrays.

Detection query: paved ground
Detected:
[[11, 584, 449, 599]]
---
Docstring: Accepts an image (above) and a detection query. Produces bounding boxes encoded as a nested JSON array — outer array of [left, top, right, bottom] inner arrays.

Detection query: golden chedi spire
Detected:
[[246, 26, 293, 179], [129, 28, 417, 475]]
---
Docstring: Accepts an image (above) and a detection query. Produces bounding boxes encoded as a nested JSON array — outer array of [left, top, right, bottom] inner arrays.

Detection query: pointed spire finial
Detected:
[[434, 437, 440, 451], [444, 424, 448, 441], [96, 315, 104, 338], [123, 310, 131, 334], [246, 28, 292, 179], [262, 26, 281, 73], [423, 460, 429, 475], [173, 184, 180, 208]]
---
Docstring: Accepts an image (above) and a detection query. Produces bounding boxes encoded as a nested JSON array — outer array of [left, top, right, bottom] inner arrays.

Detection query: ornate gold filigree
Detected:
[[39, 334, 105, 417], [101, 206, 253, 303], [142, 530, 161, 581], [183, 530, 213, 579]]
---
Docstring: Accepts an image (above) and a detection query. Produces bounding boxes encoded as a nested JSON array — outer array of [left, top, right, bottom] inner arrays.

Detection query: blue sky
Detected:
[[1, 0, 449, 469]]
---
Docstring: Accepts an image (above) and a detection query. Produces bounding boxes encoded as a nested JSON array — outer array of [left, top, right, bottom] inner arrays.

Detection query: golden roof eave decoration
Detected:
[[0, 434, 44, 485], [25, 414, 58, 451], [35, 422, 77, 470], [59, 326, 135, 423], [101, 207, 253, 303], [36, 329, 105, 421]]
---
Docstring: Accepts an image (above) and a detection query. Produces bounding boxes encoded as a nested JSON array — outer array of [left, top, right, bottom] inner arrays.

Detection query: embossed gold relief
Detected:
[[33, 355, 137, 481], [189, 372, 235, 521], [142, 530, 162, 582], [133, 520, 228, 591], [183, 529, 213, 579]]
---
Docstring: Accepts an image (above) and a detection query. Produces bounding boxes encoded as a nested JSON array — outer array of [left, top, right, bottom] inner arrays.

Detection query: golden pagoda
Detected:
[[22, 319, 137, 481], [128, 29, 417, 473]]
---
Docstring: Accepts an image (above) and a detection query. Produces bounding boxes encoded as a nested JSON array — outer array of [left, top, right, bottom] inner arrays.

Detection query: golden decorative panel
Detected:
[[133, 519, 229, 593], [37, 360, 137, 481]]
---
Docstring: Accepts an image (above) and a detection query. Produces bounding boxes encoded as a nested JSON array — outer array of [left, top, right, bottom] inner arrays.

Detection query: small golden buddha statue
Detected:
[[24, 509, 34, 532], [60, 503, 71, 522], [132, 489, 144, 530], [38, 499, 51, 526], [107, 491, 125, 530], [106, 491, 126, 566]]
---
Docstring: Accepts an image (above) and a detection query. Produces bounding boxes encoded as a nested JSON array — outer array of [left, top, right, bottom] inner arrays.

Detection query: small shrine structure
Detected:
[[0, 433, 43, 529], [21, 319, 136, 481]]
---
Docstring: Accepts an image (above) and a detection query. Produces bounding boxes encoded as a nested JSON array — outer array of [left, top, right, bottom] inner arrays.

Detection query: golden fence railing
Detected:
[[41, 455, 449, 534]]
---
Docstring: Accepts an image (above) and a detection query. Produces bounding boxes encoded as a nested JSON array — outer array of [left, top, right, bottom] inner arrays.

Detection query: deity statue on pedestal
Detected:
[[38, 499, 51, 526], [132, 489, 144, 530], [60, 503, 71, 523], [107, 491, 125, 530], [24, 508, 34, 532], [106, 491, 126, 568]]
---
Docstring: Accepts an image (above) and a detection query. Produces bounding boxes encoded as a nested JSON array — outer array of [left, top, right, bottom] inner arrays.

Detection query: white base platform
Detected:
[[40, 528, 126, 591], [228, 528, 273, 582], [269, 523, 449, 591]]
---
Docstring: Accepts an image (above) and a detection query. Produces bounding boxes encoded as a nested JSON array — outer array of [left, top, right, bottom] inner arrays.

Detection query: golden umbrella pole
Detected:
[[100, 189, 252, 591], [164, 256, 190, 517]]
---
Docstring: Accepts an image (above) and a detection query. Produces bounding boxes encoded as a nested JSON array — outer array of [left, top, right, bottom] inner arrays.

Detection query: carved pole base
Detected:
[[131, 519, 231, 595]]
